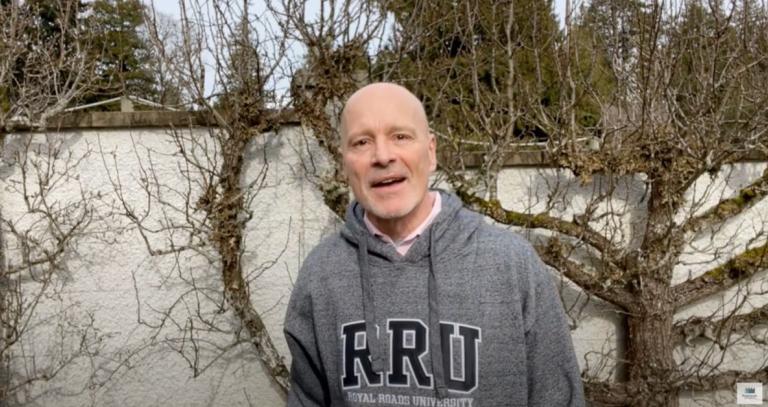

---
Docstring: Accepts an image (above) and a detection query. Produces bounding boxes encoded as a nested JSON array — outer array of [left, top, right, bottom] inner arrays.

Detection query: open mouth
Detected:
[[371, 176, 406, 189]]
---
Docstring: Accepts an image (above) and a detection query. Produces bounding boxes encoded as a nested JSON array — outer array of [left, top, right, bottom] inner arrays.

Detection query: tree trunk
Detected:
[[0, 211, 10, 406], [214, 129, 290, 395], [625, 284, 678, 407], [620, 175, 682, 406]]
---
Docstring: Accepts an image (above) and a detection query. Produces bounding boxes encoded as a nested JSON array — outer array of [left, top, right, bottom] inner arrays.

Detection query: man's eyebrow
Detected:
[[387, 125, 417, 134], [346, 129, 373, 139], [348, 125, 416, 136]]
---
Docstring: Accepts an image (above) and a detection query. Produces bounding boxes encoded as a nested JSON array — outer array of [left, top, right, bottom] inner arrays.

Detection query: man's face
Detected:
[[341, 85, 436, 227]]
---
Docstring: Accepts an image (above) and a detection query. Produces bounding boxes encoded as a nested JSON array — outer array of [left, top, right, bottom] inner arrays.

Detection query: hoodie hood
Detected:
[[340, 190, 481, 263], [339, 190, 482, 398]]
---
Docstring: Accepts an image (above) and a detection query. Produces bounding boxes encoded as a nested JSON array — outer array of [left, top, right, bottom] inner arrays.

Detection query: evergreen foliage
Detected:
[[0, 0, 177, 114], [375, 0, 575, 142], [83, 0, 156, 108]]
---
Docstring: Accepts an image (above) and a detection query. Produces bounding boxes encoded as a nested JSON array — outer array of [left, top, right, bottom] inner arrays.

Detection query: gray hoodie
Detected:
[[284, 191, 585, 406]]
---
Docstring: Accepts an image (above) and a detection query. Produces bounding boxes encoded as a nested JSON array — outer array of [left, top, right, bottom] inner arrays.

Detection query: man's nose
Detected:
[[372, 139, 395, 166]]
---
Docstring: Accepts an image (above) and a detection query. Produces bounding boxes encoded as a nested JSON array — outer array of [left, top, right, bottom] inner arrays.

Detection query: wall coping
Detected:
[[45, 110, 300, 130], [10, 110, 765, 168]]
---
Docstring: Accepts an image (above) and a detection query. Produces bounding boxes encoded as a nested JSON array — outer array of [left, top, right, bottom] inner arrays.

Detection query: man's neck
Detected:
[[365, 191, 437, 242]]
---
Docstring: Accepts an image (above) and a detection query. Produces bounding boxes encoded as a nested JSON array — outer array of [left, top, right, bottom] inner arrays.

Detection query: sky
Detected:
[[148, 0, 571, 27], [555, 0, 568, 24], [144, 0, 572, 99]]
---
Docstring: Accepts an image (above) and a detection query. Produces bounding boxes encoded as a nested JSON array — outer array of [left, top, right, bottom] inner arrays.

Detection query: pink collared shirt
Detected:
[[363, 192, 442, 256]]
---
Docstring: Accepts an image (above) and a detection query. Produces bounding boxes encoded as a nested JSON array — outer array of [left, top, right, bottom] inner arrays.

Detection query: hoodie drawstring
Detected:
[[357, 237, 387, 373], [428, 228, 448, 398]]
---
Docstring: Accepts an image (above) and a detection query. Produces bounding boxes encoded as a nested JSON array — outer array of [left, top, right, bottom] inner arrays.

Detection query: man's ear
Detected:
[[429, 133, 437, 172], [340, 157, 349, 181]]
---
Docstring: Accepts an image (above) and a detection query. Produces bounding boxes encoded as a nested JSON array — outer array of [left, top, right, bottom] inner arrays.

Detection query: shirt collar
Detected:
[[363, 191, 442, 249]]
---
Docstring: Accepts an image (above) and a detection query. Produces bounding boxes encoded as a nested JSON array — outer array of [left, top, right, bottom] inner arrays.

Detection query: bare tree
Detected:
[[0, 0, 93, 132], [142, 11, 190, 107], [0, 134, 108, 405], [0, 1, 108, 404], [104, 0, 302, 397]]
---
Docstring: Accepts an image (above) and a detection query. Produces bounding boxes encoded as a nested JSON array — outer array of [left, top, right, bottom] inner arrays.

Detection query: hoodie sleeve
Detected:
[[284, 262, 331, 407], [521, 244, 586, 407]]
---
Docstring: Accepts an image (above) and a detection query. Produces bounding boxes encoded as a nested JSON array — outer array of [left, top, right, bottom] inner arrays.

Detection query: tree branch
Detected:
[[683, 167, 768, 235], [672, 243, 768, 308], [536, 238, 633, 310], [673, 304, 768, 347], [452, 184, 618, 256], [677, 368, 768, 392], [584, 380, 629, 406]]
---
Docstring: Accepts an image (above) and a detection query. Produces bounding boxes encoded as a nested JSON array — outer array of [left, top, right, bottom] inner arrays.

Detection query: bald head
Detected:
[[340, 83, 430, 144]]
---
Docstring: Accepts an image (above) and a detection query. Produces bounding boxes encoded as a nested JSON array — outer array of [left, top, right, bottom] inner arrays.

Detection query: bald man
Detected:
[[284, 83, 585, 406]]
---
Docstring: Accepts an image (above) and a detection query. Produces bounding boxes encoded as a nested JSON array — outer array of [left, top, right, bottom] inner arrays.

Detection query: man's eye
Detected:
[[352, 139, 369, 147], [395, 133, 411, 140]]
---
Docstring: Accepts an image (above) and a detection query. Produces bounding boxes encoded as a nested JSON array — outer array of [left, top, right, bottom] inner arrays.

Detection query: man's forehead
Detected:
[[345, 121, 419, 137], [345, 82, 421, 106], [341, 83, 428, 134]]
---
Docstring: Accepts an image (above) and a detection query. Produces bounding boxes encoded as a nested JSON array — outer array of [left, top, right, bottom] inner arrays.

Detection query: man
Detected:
[[284, 83, 585, 406]]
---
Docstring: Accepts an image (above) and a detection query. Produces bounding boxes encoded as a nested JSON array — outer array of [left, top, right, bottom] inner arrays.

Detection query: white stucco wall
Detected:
[[0, 127, 336, 406], [0, 126, 765, 406]]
